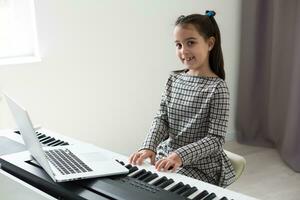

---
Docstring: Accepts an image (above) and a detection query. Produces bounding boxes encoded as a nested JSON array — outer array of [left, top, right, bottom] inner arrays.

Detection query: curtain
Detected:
[[236, 0, 300, 171]]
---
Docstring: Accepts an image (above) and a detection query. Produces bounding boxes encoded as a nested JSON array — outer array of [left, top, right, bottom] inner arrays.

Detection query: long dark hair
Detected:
[[175, 11, 225, 80]]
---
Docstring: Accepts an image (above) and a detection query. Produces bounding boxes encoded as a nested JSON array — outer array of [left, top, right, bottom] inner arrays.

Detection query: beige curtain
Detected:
[[236, 0, 300, 171]]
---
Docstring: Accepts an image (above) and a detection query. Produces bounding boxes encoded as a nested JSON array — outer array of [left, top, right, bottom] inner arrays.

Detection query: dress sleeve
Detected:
[[139, 76, 172, 153], [174, 81, 230, 166]]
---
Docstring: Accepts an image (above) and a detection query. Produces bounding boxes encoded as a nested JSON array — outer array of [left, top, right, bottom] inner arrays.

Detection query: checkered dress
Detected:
[[141, 69, 236, 187]]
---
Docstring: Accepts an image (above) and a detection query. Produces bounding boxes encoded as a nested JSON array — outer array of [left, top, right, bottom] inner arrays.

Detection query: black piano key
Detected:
[[220, 197, 229, 200], [180, 186, 198, 197], [128, 166, 139, 174], [14, 130, 21, 134], [117, 160, 125, 165], [157, 178, 174, 189], [203, 193, 216, 200], [41, 137, 55, 144], [115, 159, 125, 166], [61, 142, 69, 146], [175, 184, 191, 195], [151, 176, 168, 186], [142, 173, 158, 183], [47, 140, 61, 146], [124, 164, 132, 169], [53, 141, 65, 146], [37, 134, 46, 139], [41, 139, 55, 146], [192, 190, 209, 200], [39, 136, 51, 142], [168, 182, 184, 192], [49, 140, 63, 146], [169, 182, 184, 192], [131, 169, 147, 178], [137, 171, 152, 180]]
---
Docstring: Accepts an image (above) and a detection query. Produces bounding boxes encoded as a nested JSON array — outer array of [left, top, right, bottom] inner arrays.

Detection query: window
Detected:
[[0, 0, 40, 65]]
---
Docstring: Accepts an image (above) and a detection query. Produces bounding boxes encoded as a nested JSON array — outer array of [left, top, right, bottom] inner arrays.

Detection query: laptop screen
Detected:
[[4, 93, 55, 178]]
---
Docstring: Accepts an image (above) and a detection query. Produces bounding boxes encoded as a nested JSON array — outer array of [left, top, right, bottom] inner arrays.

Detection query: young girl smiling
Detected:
[[129, 11, 235, 187]]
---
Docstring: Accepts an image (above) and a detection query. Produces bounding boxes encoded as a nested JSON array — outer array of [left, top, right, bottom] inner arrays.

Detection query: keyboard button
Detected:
[[168, 182, 184, 192], [181, 186, 197, 197], [163, 181, 177, 190], [124, 164, 132, 169], [53, 141, 65, 146], [131, 169, 147, 178], [47, 140, 61, 146], [117, 160, 125, 165], [142, 173, 158, 183], [128, 166, 139, 174], [41, 137, 55, 144], [37, 134, 46, 139], [220, 197, 229, 200], [137, 171, 152, 181], [203, 192, 216, 200], [192, 190, 209, 200], [151, 176, 168, 186], [40, 136, 51, 142], [157, 178, 174, 189], [175, 184, 191, 195]]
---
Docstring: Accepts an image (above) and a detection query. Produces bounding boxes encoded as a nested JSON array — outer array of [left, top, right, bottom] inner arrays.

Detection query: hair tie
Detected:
[[206, 10, 216, 17]]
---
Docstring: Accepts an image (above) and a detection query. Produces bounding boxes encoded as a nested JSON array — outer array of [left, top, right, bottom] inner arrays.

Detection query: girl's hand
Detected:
[[155, 152, 183, 172], [129, 149, 156, 165]]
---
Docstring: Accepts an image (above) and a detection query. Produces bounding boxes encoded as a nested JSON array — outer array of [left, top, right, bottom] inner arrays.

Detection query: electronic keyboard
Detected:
[[0, 128, 258, 200]]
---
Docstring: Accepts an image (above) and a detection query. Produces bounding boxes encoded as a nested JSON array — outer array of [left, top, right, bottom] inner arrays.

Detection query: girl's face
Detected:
[[174, 24, 214, 74]]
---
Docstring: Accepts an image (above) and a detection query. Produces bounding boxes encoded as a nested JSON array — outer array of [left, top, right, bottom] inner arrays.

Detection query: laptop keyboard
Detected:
[[45, 149, 93, 175]]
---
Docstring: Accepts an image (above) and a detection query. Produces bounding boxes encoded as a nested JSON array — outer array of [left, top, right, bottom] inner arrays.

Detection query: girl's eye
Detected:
[[187, 41, 194, 46], [176, 43, 182, 49]]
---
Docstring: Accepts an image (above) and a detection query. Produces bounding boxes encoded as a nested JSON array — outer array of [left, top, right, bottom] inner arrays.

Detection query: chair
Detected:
[[224, 150, 246, 182]]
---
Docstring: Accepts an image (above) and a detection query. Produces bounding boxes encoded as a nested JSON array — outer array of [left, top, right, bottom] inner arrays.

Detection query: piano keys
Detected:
[[0, 128, 258, 200], [14, 130, 70, 147], [111, 161, 230, 200]]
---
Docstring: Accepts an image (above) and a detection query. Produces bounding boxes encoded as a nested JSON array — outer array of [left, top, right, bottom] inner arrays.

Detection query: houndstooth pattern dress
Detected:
[[141, 69, 236, 187]]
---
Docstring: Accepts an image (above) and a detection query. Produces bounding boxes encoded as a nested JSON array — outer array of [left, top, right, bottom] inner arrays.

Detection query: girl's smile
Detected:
[[183, 56, 195, 63]]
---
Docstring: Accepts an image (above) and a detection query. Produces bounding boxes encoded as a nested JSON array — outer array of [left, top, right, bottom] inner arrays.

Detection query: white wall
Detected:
[[0, 0, 241, 156]]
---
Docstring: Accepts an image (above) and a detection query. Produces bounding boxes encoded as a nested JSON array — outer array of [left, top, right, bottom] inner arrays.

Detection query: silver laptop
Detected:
[[3, 92, 129, 182]]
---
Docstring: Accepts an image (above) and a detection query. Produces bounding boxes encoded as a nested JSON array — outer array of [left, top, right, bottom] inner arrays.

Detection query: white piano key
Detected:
[[163, 181, 178, 191], [187, 189, 202, 199], [148, 176, 162, 185], [127, 169, 142, 177]]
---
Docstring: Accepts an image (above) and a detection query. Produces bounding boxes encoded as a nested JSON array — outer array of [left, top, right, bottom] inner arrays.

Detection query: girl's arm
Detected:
[[174, 82, 229, 166], [139, 76, 172, 153]]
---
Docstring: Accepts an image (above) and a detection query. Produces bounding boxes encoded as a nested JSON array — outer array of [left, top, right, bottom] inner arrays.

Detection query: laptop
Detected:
[[3, 92, 129, 182]]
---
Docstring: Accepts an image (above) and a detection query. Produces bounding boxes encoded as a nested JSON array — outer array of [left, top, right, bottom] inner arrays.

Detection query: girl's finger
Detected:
[[155, 159, 163, 169], [171, 163, 180, 172], [129, 153, 137, 164], [136, 152, 148, 165], [150, 154, 156, 165], [132, 153, 141, 165], [164, 161, 174, 171], [156, 159, 167, 171]]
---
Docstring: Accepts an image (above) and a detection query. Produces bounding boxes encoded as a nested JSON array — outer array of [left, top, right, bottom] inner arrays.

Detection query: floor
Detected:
[[225, 141, 300, 200]]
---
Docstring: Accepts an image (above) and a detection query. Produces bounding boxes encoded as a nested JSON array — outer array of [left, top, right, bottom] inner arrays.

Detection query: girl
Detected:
[[129, 10, 235, 187]]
